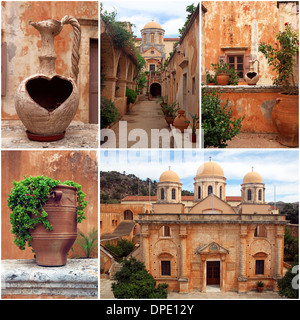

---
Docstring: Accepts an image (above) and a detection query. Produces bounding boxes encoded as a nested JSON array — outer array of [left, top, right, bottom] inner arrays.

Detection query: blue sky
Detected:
[[100, 149, 299, 203], [101, 0, 196, 37]]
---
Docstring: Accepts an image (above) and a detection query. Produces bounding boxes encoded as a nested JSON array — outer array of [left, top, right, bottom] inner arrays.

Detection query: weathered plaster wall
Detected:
[[1, 1, 98, 122], [203, 1, 298, 85], [1, 150, 98, 260]]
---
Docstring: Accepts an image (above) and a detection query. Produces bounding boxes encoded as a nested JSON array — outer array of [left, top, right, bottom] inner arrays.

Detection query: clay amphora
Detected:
[[30, 185, 78, 266], [15, 16, 81, 141], [173, 110, 189, 132], [272, 94, 299, 147]]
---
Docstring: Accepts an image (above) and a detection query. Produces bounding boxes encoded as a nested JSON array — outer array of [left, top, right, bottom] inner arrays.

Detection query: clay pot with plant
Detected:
[[163, 102, 180, 126], [259, 23, 299, 147], [15, 16, 81, 142], [185, 112, 199, 143], [256, 281, 264, 293], [211, 60, 230, 85], [8, 176, 87, 266]]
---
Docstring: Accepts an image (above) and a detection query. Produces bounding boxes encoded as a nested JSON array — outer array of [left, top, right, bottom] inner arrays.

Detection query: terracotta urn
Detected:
[[15, 16, 81, 141], [173, 110, 189, 133], [245, 60, 259, 85], [30, 185, 78, 266], [216, 74, 229, 85], [272, 93, 299, 147]]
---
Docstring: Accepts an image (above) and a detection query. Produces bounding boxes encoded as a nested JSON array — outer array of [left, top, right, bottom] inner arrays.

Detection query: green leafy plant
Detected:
[[206, 70, 217, 84], [8, 176, 87, 251], [259, 23, 299, 95], [185, 112, 199, 135], [211, 60, 231, 75], [202, 89, 244, 148], [126, 87, 138, 104], [105, 239, 135, 260], [257, 281, 264, 287], [277, 263, 299, 299], [101, 97, 120, 128], [112, 257, 168, 299], [76, 228, 98, 258], [163, 101, 180, 119]]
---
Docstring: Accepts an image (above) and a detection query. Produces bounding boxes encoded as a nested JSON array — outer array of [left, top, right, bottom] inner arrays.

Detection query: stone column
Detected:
[[115, 79, 127, 98], [179, 226, 188, 292], [102, 77, 117, 101], [201, 255, 207, 293], [238, 229, 248, 292]]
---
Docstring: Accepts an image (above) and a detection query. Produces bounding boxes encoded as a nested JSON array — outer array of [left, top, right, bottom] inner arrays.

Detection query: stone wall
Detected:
[[203, 85, 283, 133]]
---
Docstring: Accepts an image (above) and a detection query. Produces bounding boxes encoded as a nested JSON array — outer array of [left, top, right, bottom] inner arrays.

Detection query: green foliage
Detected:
[[76, 228, 98, 258], [284, 225, 299, 263], [105, 239, 135, 259], [277, 264, 299, 299], [202, 90, 244, 148], [101, 97, 120, 128], [178, 4, 197, 36], [281, 203, 299, 224], [259, 23, 299, 94], [126, 87, 138, 104], [163, 101, 180, 118], [256, 281, 264, 287], [185, 112, 199, 134], [112, 257, 168, 299], [8, 176, 87, 251]]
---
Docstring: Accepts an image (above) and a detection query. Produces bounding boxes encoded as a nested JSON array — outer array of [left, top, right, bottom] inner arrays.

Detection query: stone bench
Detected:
[[1, 259, 98, 299]]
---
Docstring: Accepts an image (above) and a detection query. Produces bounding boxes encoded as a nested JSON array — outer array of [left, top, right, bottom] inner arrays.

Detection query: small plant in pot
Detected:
[[163, 102, 180, 126], [211, 60, 230, 85], [256, 281, 264, 293], [8, 175, 87, 266], [185, 112, 199, 143], [259, 23, 299, 147]]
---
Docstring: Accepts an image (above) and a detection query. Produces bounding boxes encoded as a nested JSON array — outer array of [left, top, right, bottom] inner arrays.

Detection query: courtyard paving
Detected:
[[101, 100, 174, 148], [100, 279, 285, 300], [1, 120, 98, 149]]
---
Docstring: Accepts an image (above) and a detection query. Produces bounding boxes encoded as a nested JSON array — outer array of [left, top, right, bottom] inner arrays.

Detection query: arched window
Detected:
[[247, 189, 252, 201], [161, 188, 165, 200], [172, 188, 176, 200], [124, 210, 133, 220], [258, 189, 262, 201], [220, 186, 223, 199], [208, 186, 213, 195], [151, 33, 154, 43], [198, 186, 201, 199]]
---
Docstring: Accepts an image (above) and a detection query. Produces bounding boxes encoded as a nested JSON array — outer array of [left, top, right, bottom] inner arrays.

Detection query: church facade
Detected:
[[136, 160, 287, 293]]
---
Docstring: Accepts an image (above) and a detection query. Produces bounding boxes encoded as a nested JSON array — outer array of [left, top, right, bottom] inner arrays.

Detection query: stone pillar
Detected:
[[179, 226, 188, 292], [238, 231, 248, 292], [102, 77, 117, 101], [115, 79, 127, 98], [201, 255, 207, 293]]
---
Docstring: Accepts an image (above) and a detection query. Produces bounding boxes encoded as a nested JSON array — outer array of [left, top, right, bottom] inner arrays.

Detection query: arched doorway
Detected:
[[150, 83, 161, 97], [124, 210, 133, 220]]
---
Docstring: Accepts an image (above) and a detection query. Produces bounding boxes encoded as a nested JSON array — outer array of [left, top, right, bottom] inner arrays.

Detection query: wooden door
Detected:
[[207, 261, 220, 285], [89, 39, 98, 124]]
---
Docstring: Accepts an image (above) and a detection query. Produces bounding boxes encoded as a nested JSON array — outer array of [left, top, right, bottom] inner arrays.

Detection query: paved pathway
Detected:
[[2, 120, 98, 149], [101, 100, 173, 148], [100, 279, 284, 300]]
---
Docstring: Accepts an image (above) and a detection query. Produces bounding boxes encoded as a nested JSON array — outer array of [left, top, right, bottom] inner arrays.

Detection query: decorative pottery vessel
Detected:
[[245, 60, 259, 85], [216, 74, 229, 85], [173, 110, 189, 132], [15, 16, 81, 141], [30, 185, 78, 266], [272, 93, 299, 147]]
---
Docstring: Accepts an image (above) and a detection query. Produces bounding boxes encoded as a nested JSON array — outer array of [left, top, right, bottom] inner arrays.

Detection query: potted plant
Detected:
[[211, 60, 230, 85], [185, 112, 199, 143], [8, 175, 87, 266], [256, 281, 264, 293], [206, 70, 216, 85], [148, 93, 153, 101], [163, 102, 180, 126], [259, 23, 299, 147]]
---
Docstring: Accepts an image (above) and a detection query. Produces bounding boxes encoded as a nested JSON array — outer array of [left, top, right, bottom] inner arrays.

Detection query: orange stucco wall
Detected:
[[1, 150, 98, 260]]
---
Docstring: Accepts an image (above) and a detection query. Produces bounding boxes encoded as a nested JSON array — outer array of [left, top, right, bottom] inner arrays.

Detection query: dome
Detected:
[[159, 169, 180, 183], [196, 161, 224, 177], [243, 171, 263, 184], [143, 20, 163, 29]]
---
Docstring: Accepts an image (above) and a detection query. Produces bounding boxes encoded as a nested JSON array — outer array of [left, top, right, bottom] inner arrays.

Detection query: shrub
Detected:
[[202, 89, 244, 148], [277, 264, 299, 299], [105, 239, 135, 259], [101, 97, 120, 128], [126, 87, 138, 104], [112, 257, 168, 299]]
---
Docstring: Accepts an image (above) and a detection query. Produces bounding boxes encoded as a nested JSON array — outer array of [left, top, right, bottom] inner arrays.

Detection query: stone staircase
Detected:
[[110, 262, 122, 279]]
